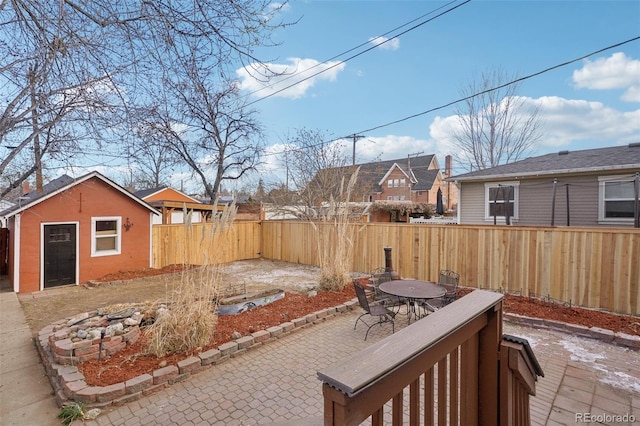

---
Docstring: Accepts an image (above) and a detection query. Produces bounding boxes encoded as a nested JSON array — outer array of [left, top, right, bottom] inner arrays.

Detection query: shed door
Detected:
[[44, 224, 76, 287]]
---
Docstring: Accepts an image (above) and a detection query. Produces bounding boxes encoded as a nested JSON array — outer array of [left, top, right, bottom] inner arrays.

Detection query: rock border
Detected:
[[35, 300, 358, 408], [34, 299, 639, 409], [503, 312, 640, 350]]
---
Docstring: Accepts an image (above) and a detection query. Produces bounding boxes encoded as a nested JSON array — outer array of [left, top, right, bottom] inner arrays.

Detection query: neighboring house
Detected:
[[351, 154, 456, 222], [0, 172, 158, 293], [450, 144, 640, 227], [135, 186, 206, 225], [136, 188, 262, 223], [0, 199, 14, 227]]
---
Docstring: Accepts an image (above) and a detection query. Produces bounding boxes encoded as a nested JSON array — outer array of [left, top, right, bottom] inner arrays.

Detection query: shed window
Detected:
[[91, 217, 121, 256], [599, 176, 637, 222], [484, 182, 519, 222]]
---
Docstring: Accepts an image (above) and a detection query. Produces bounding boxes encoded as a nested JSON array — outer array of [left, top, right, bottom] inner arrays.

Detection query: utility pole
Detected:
[[348, 134, 365, 165], [28, 64, 44, 193]]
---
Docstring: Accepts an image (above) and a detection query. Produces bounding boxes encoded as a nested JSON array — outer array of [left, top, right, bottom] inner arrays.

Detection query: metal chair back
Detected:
[[353, 279, 372, 313], [438, 270, 460, 302]]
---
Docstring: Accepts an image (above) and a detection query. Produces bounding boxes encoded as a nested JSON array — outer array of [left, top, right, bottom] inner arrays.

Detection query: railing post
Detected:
[[478, 299, 503, 424], [322, 383, 348, 426]]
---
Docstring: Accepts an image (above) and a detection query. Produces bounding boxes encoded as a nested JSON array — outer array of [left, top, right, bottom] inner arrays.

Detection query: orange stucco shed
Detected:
[[1, 172, 158, 293]]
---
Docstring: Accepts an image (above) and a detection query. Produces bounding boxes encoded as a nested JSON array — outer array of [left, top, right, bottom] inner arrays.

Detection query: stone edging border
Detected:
[[503, 312, 640, 350], [34, 299, 639, 409], [35, 300, 359, 409]]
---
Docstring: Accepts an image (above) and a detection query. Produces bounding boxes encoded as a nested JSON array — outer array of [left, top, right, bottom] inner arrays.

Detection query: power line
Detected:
[[262, 36, 640, 159], [35, 35, 640, 178], [244, 0, 471, 107], [242, 0, 466, 102], [356, 36, 640, 135]]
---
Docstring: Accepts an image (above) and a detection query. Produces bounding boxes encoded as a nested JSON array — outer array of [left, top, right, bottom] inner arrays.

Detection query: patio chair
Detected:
[[422, 269, 460, 313], [370, 267, 404, 313], [353, 280, 395, 340]]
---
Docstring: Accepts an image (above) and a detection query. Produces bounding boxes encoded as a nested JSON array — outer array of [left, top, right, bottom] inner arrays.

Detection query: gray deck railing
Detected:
[[318, 290, 505, 425]]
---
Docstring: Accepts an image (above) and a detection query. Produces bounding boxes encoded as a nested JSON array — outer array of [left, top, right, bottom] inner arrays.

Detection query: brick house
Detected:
[[0, 172, 157, 293], [357, 154, 456, 222]]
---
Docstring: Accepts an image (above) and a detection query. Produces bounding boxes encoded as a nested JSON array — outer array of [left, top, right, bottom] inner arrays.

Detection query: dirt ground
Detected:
[[17, 259, 326, 335]]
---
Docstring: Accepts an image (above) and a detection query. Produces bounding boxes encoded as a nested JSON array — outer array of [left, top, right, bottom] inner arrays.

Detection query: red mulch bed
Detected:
[[78, 272, 640, 387], [79, 286, 357, 386]]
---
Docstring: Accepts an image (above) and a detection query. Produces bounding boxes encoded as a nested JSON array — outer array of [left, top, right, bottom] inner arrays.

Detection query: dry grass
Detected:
[[313, 169, 362, 292], [146, 202, 236, 357]]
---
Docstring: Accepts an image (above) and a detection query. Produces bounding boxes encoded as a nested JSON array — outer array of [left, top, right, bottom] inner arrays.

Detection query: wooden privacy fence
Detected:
[[152, 221, 640, 315], [260, 222, 640, 316], [152, 221, 261, 268], [319, 291, 542, 425]]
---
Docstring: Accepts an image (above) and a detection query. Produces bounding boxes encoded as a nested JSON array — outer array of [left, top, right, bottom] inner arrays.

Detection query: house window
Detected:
[[394, 179, 399, 187], [400, 178, 406, 187], [387, 196, 393, 200], [599, 176, 637, 222], [91, 217, 121, 256], [388, 179, 393, 188], [484, 182, 519, 221]]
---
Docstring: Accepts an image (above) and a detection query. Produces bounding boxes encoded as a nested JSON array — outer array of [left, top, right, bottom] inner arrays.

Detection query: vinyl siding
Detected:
[[459, 174, 630, 227], [517, 176, 599, 226], [459, 182, 486, 224]]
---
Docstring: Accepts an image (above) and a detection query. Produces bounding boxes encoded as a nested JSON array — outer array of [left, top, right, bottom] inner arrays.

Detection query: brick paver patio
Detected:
[[74, 309, 640, 426]]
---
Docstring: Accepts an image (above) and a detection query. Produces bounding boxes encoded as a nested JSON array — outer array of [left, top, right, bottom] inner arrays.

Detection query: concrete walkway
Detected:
[[0, 290, 59, 426], [1, 288, 639, 425]]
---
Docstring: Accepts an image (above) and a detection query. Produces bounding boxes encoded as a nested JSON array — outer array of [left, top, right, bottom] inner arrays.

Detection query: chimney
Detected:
[[445, 155, 452, 177], [22, 181, 30, 195]]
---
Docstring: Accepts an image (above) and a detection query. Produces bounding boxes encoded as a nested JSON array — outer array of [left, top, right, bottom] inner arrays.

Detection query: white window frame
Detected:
[[484, 182, 519, 222], [91, 216, 122, 257], [387, 179, 393, 188], [394, 178, 399, 187], [400, 178, 406, 187], [598, 175, 636, 224]]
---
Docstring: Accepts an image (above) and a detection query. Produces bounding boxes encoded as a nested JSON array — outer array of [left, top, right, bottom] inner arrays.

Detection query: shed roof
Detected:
[[0, 171, 158, 218], [134, 186, 200, 203], [450, 144, 640, 182]]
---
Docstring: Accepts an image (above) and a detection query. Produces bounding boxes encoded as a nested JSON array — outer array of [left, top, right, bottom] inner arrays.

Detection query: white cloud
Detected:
[[236, 58, 346, 99], [429, 95, 640, 153], [368, 36, 400, 51], [573, 52, 640, 102]]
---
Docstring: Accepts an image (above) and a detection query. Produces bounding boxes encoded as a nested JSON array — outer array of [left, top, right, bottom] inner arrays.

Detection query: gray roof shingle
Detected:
[[450, 144, 640, 181]]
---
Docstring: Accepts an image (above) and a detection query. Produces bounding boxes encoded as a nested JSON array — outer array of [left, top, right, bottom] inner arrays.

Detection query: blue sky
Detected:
[[232, 0, 640, 186]]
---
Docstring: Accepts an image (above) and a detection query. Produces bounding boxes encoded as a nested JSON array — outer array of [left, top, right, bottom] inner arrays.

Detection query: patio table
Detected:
[[379, 279, 446, 323]]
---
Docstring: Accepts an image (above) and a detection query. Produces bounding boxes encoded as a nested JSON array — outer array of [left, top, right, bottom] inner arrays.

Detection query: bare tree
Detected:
[[451, 68, 543, 171], [124, 115, 182, 190], [285, 129, 356, 210], [139, 81, 264, 202], [1, 1, 288, 195]]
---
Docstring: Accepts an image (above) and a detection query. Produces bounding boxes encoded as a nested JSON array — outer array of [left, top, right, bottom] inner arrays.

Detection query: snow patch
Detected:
[[560, 336, 640, 395]]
